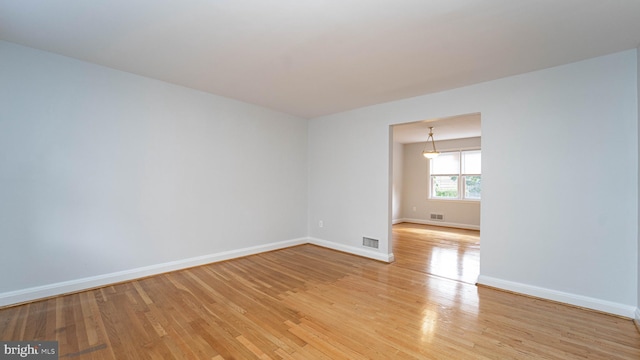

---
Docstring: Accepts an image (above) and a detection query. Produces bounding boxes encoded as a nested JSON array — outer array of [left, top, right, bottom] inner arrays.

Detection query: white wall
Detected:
[[308, 50, 638, 317], [0, 41, 308, 304], [637, 44, 640, 324], [307, 111, 393, 261], [391, 141, 403, 222], [400, 137, 481, 229]]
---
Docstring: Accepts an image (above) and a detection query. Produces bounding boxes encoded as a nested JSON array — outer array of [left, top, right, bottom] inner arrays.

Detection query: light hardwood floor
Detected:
[[392, 223, 480, 284], [1, 223, 639, 359]]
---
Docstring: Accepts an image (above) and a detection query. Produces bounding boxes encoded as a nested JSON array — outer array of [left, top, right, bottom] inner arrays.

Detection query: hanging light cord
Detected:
[[422, 127, 439, 157], [427, 129, 437, 152]]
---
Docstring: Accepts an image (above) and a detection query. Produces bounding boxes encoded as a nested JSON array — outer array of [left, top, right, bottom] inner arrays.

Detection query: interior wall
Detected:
[[400, 137, 481, 229], [0, 41, 308, 299], [308, 50, 638, 316], [391, 141, 403, 222], [637, 44, 640, 323]]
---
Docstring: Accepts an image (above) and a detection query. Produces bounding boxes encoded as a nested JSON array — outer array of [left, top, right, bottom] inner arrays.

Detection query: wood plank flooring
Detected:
[[1, 224, 639, 359], [392, 223, 479, 284]]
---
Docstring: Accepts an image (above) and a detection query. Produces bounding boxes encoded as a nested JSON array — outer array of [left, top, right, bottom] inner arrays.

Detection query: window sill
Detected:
[[427, 198, 480, 204]]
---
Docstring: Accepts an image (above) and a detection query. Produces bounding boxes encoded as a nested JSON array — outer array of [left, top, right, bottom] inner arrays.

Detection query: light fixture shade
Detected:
[[423, 151, 440, 159], [422, 126, 439, 159]]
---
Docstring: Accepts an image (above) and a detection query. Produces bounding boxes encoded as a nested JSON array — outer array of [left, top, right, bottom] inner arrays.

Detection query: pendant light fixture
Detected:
[[422, 127, 440, 159]]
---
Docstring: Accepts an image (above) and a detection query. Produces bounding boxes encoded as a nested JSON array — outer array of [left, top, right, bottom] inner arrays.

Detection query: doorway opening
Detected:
[[389, 113, 481, 284]]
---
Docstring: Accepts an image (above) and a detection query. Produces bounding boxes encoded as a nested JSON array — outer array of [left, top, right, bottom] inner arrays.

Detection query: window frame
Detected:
[[429, 148, 481, 201]]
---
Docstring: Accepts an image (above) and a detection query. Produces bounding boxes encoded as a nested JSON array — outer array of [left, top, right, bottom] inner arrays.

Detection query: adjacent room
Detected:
[[1, 1, 639, 359], [392, 114, 481, 284]]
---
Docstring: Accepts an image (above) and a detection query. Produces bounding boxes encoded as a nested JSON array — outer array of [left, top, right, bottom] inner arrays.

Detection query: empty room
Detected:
[[1, 1, 640, 359], [392, 114, 481, 286]]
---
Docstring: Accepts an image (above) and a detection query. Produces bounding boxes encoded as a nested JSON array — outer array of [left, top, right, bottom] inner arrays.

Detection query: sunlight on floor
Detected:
[[393, 223, 480, 284]]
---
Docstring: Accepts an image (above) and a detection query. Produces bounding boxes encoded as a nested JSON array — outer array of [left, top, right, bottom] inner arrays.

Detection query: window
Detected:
[[430, 149, 481, 200]]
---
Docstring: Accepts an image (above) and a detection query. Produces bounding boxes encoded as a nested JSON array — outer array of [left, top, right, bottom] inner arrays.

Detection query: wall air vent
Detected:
[[430, 213, 444, 221], [362, 237, 379, 249]]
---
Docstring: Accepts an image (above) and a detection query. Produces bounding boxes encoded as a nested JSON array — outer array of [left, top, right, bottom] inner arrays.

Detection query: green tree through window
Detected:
[[430, 150, 481, 200]]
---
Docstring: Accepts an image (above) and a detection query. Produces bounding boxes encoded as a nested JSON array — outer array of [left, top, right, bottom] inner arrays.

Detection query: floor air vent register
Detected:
[[430, 213, 444, 221], [362, 237, 379, 249]]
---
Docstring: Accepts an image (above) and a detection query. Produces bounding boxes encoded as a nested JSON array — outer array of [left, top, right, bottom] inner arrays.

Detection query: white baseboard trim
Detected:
[[477, 275, 637, 319], [308, 237, 394, 263], [397, 218, 480, 231], [391, 218, 404, 225], [0, 237, 307, 308]]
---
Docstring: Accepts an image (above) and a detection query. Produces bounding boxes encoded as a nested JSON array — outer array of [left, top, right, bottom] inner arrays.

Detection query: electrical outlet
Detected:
[[413, 206, 417, 211], [319, 220, 323, 228]]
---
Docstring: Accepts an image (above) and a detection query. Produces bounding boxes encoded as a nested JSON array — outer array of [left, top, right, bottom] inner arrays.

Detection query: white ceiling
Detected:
[[1, 1, 640, 119], [393, 113, 481, 144]]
